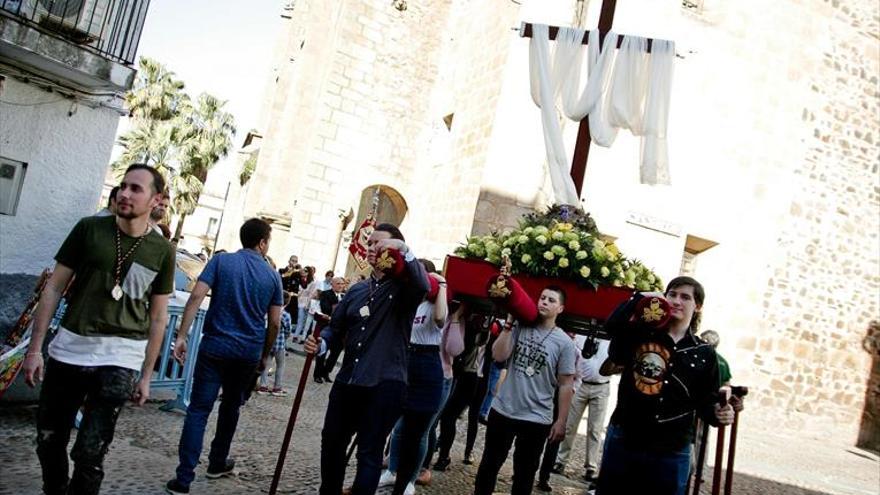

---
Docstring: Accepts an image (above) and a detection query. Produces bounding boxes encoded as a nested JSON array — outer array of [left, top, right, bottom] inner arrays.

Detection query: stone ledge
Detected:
[[0, 15, 135, 94]]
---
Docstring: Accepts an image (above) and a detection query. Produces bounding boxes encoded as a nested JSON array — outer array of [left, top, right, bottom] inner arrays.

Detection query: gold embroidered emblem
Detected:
[[488, 275, 511, 298], [376, 250, 395, 271], [641, 298, 666, 322]]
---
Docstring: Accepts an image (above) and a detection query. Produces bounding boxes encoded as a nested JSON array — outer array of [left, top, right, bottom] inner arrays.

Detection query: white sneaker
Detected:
[[404, 482, 416, 495], [377, 470, 396, 488]]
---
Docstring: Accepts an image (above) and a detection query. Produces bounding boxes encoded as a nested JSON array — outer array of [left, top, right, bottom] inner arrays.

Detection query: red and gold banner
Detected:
[[348, 217, 376, 270]]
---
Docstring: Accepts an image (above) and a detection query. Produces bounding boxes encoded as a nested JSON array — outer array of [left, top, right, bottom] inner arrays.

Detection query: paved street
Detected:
[[1, 352, 877, 495]]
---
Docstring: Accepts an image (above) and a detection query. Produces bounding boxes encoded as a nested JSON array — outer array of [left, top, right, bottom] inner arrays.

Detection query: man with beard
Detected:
[[22, 164, 175, 495]]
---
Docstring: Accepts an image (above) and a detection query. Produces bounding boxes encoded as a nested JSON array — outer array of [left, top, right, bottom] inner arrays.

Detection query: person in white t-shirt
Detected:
[[473, 286, 577, 495], [553, 335, 611, 483], [378, 259, 448, 495]]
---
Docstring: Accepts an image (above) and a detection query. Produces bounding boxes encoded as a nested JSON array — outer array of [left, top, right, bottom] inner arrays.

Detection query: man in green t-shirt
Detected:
[[22, 164, 175, 495]]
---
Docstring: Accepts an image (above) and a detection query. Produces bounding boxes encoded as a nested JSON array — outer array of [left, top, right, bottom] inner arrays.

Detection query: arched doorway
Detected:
[[343, 185, 408, 277]]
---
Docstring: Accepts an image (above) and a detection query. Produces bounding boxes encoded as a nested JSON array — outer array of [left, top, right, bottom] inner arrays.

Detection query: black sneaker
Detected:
[[206, 458, 236, 479], [432, 456, 451, 471], [462, 452, 473, 465], [165, 479, 190, 494], [536, 480, 553, 492], [323, 374, 334, 383]]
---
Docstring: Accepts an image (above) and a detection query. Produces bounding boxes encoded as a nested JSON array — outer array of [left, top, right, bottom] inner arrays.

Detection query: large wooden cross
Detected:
[[522, 0, 657, 197]]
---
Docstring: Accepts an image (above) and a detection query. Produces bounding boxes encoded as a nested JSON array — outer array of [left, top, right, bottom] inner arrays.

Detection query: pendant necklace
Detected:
[[524, 327, 555, 377], [112, 223, 151, 301]]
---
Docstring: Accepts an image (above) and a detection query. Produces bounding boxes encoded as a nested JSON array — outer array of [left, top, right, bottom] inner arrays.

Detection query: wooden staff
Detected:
[[268, 324, 323, 495], [723, 386, 748, 495], [710, 389, 730, 495], [690, 419, 711, 495]]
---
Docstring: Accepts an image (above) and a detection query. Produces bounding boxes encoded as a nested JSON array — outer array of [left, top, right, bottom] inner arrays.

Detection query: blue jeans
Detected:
[[388, 376, 453, 476], [479, 362, 503, 420], [421, 377, 453, 470], [293, 306, 310, 340], [596, 424, 692, 495], [174, 350, 258, 487]]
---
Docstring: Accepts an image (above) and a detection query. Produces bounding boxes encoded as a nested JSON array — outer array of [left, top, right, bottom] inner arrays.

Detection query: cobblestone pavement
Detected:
[[1, 352, 878, 495]]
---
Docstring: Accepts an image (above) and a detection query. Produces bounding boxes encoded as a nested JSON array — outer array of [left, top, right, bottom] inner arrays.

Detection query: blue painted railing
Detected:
[[50, 301, 206, 415]]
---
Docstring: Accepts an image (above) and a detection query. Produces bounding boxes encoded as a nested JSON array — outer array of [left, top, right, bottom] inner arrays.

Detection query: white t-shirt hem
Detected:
[[48, 327, 147, 371]]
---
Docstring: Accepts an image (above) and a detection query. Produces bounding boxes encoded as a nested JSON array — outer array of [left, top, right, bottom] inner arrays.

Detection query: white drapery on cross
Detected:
[[528, 24, 675, 205]]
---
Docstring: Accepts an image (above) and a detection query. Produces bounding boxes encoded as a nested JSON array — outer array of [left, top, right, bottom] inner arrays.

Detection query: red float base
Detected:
[[443, 256, 633, 322]]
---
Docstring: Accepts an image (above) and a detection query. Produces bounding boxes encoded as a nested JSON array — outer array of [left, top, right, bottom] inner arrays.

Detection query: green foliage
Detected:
[[240, 152, 258, 186], [453, 204, 662, 291], [113, 57, 236, 236]]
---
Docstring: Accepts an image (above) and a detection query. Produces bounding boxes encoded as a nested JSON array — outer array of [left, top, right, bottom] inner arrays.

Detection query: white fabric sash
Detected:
[[528, 25, 675, 191]]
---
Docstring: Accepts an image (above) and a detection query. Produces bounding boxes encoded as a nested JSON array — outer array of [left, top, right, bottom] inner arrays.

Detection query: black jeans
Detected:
[[436, 371, 479, 460], [537, 389, 562, 483], [473, 409, 551, 495], [320, 380, 405, 495], [36, 358, 138, 495]]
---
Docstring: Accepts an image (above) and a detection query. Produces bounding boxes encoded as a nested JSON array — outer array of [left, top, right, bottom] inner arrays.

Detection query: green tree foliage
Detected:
[[113, 57, 236, 241]]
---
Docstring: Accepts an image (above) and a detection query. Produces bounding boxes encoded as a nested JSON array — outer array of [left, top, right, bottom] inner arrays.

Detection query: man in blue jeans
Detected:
[[165, 218, 283, 494]]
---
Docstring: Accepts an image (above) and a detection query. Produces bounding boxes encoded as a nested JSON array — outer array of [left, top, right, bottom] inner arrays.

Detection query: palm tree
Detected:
[[126, 57, 186, 121], [171, 93, 236, 240]]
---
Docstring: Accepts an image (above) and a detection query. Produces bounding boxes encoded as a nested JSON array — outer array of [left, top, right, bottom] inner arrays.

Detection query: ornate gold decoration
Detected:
[[376, 250, 395, 271], [641, 298, 666, 322]]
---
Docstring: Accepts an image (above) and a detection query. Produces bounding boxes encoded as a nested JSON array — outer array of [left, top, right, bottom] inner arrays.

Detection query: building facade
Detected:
[[0, 1, 150, 333], [218, 0, 880, 447]]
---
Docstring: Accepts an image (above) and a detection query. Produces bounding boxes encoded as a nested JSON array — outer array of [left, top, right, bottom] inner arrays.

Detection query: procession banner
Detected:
[[0, 335, 29, 400], [348, 217, 375, 270]]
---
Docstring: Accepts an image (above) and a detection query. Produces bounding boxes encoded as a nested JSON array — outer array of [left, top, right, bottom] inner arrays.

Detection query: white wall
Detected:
[[0, 77, 121, 275]]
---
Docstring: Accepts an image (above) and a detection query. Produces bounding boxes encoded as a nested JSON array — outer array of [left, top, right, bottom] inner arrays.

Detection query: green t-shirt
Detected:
[[717, 353, 732, 386], [55, 215, 175, 340]]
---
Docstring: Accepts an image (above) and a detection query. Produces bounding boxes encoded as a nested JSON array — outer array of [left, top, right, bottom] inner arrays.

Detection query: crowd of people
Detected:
[[20, 163, 743, 495]]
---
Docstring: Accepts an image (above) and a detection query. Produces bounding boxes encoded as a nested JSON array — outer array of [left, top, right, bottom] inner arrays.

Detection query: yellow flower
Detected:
[[501, 247, 512, 257], [607, 243, 620, 259], [579, 266, 591, 278], [523, 226, 534, 235], [534, 225, 549, 235], [543, 251, 555, 261], [558, 257, 569, 268], [592, 239, 605, 250], [575, 250, 587, 260], [551, 231, 565, 241], [535, 235, 547, 245], [557, 222, 573, 232], [521, 254, 532, 264], [600, 266, 611, 277], [568, 240, 580, 251], [518, 235, 529, 244], [551, 245, 566, 256]]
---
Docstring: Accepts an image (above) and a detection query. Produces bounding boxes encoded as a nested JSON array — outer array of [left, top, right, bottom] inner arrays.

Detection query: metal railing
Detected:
[[52, 302, 206, 414], [0, 0, 150, 65]]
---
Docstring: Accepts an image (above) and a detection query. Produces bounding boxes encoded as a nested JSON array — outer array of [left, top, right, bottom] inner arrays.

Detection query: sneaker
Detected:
[[256, 386, 269, 394], [323, 374, 334, 383], [165, 479, 189, 494], [432, 456, 450, 471], [377, 469, 396, 488], [270, 388, 288, 397], [314, 377, 324, 384], [536, 479, 553, 492], [404, 481, 416, 495], [415, 468, 432, 486], [206, 458, 236, 479]]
